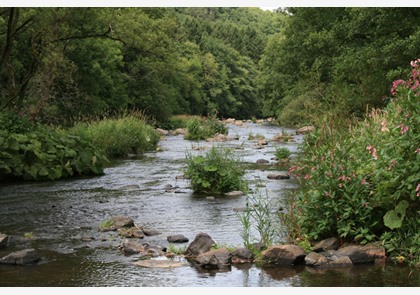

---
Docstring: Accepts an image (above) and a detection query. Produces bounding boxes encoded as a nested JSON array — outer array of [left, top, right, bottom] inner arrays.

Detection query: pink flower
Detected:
[[397, 123, 409, 135], [391, 79, 404, 95], [367, 146, 378, 160], [381, 121, 389, 132], [416, 148, 420, 154], [416, 184, 420, 197], [361, 179, 367, 185]]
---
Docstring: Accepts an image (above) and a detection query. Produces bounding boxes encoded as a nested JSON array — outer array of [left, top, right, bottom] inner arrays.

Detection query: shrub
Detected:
[[286, 59, 420, 263], [184, 146, 247, 195]]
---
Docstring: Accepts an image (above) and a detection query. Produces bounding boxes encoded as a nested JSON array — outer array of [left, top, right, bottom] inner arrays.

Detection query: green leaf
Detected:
[[383, 210, 402, 229], [204, 165, 218, 172]]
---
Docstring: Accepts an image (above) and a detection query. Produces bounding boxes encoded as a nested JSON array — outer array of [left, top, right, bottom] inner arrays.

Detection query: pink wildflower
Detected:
[[416, 183, 420, 197], [388, 159, 397, 170], [397, 123, 409, 135], [381, 121, 389, 132], [367, 146, 378, 160], [391, 79, 404, 95], [361, 179, 367, 185], [416, 148, 420, 155], [338, 175, 346, 181]]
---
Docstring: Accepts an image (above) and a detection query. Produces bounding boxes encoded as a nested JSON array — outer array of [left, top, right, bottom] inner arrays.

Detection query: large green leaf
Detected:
[[383, 200, 408, 229]]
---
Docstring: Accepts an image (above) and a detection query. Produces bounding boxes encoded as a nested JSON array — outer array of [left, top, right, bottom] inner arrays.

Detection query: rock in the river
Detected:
[[0, 233, 8, 249], [231, 247, 254, 263], [0, 248, 41, 265], [262, 244, 306, 265], [256, 159, 269, 164], [225, 191, 245, 197], [296, 126, 315, 135], [167, 234, 189, 243], [195, 248, 231, 269], [99, 215, 135, 232], [267, 173, 290, 180], [313, 237, 340, 252], [133, 259, 188, 269], [184, 232, 215, 258]]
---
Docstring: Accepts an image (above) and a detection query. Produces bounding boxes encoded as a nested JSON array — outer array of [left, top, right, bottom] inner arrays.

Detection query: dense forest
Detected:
[[1, 7, 419, 126]]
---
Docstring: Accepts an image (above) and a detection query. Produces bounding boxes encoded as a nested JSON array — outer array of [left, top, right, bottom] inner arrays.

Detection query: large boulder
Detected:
[[183, 232, 215, 258], [262, 244, 306, 265], [0, 249, 41, 265]]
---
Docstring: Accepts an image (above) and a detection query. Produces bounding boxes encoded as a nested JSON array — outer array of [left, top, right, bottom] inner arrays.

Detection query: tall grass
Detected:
[[61, 111, 160, 158]]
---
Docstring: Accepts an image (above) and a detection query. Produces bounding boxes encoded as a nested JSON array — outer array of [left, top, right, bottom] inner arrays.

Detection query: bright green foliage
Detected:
[[64, 113, 160, 158], [275, 147, 291, 160], [288, 60, 419, 262], [0, 129, 108, 181], [184, 146, 247, 195], [260, 7, 420, 127], [184, 114, 227, 141]]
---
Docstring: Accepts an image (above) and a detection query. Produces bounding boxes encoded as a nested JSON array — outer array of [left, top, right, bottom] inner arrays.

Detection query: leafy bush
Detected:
[[184, 146, 247, 195], [184, 114, 227, 141], [65, 114, 160, 158], [0, 129, 108, 181], [287, 59, 420, 263]]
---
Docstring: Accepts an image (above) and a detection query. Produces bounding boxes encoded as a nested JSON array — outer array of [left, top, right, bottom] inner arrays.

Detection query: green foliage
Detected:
[[0, 112, 35, 134], [184, 146, 247, 195], [260, 7, 420, 127], [184, 114, 227, 141], [275, 147, 291, 160], [64, 112, 160, 158], [0, 128, 108, 181], [286, 60, 419, 263]]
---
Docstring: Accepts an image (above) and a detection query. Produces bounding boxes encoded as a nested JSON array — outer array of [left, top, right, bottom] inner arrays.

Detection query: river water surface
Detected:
[[0, 122, 418, 287]]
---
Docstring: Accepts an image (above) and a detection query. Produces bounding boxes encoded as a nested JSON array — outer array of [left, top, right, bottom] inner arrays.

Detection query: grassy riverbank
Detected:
[[0, 111, 160, 181]]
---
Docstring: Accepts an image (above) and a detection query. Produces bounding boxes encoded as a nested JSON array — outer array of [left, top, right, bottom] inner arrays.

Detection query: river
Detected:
[[0, 121, 418, 287]]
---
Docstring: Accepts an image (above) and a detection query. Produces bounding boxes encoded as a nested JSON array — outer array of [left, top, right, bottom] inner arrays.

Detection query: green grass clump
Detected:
[[184, 114, 227, 141], [185, 146, 247, 195], [65, 113, 160, 158]]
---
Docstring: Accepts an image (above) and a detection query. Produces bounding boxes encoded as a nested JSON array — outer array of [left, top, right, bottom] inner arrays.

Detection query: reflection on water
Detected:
[[0, 122, 418, 287]]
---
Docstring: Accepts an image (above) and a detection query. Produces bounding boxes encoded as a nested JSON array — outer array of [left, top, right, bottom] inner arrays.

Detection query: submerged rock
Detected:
[[0, 248, 41, 265], [133, 259, 188, 269]]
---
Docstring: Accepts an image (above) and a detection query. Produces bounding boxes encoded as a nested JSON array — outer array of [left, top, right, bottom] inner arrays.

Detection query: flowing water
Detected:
[[0, 122, 418, 287]]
